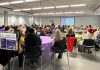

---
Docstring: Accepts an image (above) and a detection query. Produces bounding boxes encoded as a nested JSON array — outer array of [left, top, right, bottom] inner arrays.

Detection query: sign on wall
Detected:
[[0, 33, 16, 50]]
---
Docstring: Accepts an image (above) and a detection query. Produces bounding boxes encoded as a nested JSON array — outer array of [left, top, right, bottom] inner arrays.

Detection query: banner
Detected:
[[0, 32, 16, 50]]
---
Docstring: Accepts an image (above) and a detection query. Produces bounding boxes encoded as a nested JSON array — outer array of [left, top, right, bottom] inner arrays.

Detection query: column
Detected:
[[4, 11, 10, 70], [4, 11, 8, 26]]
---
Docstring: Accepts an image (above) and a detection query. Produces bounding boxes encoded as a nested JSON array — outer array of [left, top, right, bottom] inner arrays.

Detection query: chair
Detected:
[[52, 38, 68, 66], [66, 37, 76, 66], [83, 39, 95, 54], [23, 46, 43, 70], [67, 37, 76, 52], [53, 38, 66, 53]]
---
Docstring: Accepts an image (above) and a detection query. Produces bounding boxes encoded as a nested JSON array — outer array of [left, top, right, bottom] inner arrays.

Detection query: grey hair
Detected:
[[54, 29, 63, 41]]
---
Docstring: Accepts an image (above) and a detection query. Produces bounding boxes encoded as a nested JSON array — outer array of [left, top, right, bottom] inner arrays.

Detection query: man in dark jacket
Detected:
[[25, 28, 41, 48], [25, 28, 42, 66]]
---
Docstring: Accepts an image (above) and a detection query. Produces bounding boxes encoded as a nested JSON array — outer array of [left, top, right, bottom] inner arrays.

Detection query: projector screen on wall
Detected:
[[61, 17, 75, 25]]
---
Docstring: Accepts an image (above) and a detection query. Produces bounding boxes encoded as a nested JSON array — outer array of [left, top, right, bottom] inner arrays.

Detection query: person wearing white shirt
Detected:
[[94, 28, 100, 39], [83, 30, 95, 40]]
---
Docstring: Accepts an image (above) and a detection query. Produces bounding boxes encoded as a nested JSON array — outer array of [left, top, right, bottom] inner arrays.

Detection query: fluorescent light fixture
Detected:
[[33, 13, 40, 15], [0, 2, 10, 5], [97, 13, 100, 15], [43, 6, 55, 9], [32, 7, 42, 10], [10, 1, 24, 4], [64, 12, 73, 14], [70, 4, 86, 7], [74, 11, 84, 14], [56, 5, 69, 8], [25, 0, 40, 2], [48, 13, 55, 15], [13, 9, 21, 11], [22, 8, 31, 11], [40, 13, 47, 15], [55, 12, 63, 14]]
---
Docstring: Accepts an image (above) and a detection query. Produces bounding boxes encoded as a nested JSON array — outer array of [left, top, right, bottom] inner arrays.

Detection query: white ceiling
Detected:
[[0, 0, 100, 16]]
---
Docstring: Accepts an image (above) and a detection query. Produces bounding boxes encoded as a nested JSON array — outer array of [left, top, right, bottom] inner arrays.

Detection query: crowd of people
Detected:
[[0, 23, 100, 68]]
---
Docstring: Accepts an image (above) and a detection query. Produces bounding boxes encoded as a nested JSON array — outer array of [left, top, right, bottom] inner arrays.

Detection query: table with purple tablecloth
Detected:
[[40, 36, 53, 53], [0, 28, 5, 32], [40, 36, 53, 64]]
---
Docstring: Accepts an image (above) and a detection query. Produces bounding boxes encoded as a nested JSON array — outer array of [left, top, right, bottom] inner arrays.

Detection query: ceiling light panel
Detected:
[[10, 1, 24, 4], [32, 7, 42, 10], [43, 6, 55, 9], [70, 4, 86, 7], [55, 12, 63, 14], [25, 0, 41, 2], [40, 13, 48, 15], [48, 13, 55, 15], [74, 11, 84, 14], [64, 12, 73, 14], [13, 9, 21, 11], [0, 2, 10, 6], [22, 8, 31, 11], [56, 5, 69, 8], [33, 13, 40, 15]]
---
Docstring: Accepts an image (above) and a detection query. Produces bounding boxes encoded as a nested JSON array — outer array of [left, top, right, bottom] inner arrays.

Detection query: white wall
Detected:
[[0, 13, 99, 27], [0, 13, 4, 26], [0, 13, 34, 26], [40, 17, 60, 25], [75, 16, 100, 27], [8, 15, 34, 26], [34, 17, 60, 25], [34, 16, 100, 27]]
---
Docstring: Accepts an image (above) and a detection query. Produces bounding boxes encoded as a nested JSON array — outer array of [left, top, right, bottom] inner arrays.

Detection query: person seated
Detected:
[[25, 28, 42, 66], [39, 27, 46, 36], [82, 30, 95, 53], [87, 25, 95, 33], [83, 29, 95, 40], [95, 33, 100, 51], [66, 27, 75, 37], [94, 28, 100, 39], [52, 26, 65, 59]]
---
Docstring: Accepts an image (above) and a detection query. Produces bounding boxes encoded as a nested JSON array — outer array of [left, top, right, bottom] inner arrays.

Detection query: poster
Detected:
[[0, 33, 16, 50]]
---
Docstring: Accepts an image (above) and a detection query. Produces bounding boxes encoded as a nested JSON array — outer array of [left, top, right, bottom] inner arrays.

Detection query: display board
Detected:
[[61, 17, 75, 25], [0, 33, 16, 50]]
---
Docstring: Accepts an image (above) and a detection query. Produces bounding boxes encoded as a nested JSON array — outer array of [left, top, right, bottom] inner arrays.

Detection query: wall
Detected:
[[34, 17, 60, 25], [0, 13, 99, 27], [0, 13, 34, 26], [75, 16, 100, 27], [0, 13, 4, 26], [34, 16, 100, 27], [8, 15, 34, 26]]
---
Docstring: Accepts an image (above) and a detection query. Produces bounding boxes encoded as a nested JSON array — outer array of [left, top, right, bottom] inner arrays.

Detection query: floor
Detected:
[[6, 50, 100, 70]]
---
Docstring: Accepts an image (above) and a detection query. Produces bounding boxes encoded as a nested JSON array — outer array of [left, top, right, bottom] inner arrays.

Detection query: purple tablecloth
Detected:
[[0, 28, 5, 32], [40, 36, 53, 53]]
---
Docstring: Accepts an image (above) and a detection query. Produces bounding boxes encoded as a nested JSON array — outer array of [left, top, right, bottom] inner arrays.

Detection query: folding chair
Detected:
[[66, 37, 77, 66], [23, 47, 43, 70], [83, 39, 95, 54]]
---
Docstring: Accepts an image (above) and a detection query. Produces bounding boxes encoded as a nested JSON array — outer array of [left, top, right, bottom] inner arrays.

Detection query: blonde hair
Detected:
[[54, 29, 63, 41], [68, 27, 73, 34]]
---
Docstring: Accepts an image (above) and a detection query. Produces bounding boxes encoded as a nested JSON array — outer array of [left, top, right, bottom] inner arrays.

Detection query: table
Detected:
[[0, 28, 5, 32], [40, 36, 53, 53], [40, 36, 53, 64]]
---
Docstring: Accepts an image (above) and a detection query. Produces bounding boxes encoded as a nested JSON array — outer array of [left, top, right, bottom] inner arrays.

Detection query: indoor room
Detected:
[[0, 0, 100, 70]]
